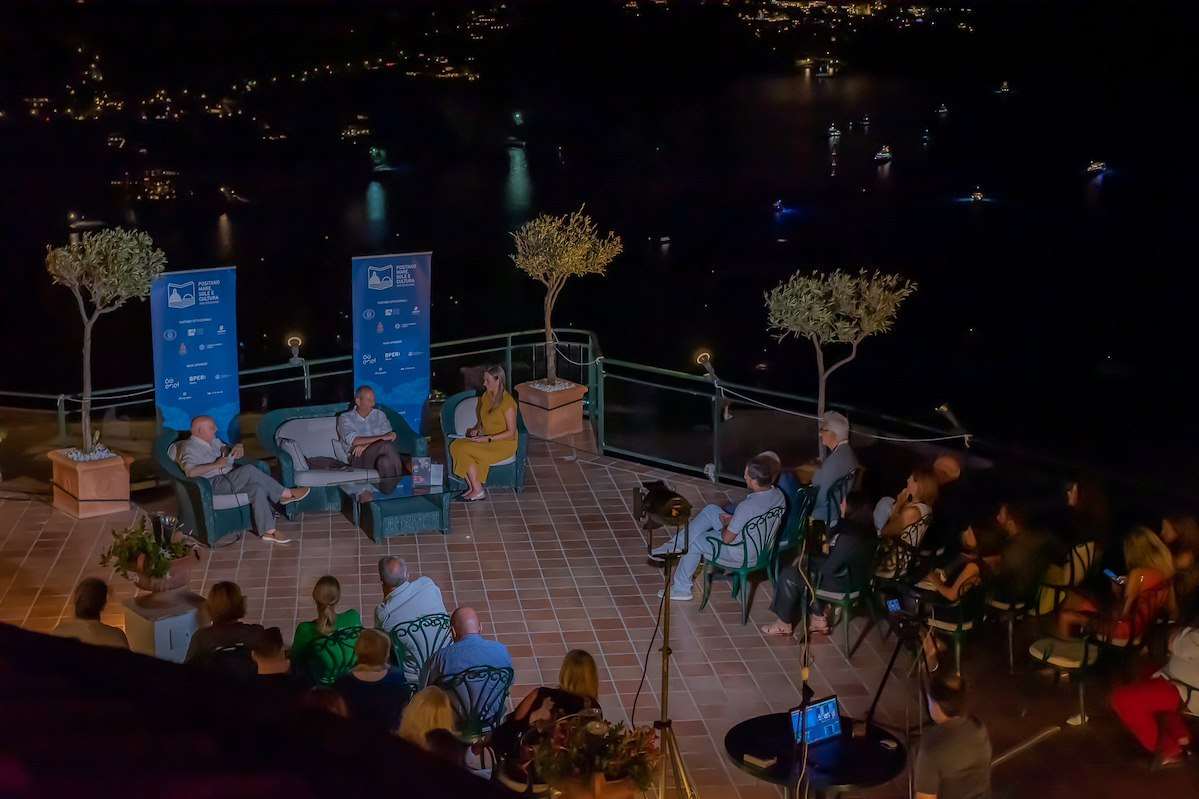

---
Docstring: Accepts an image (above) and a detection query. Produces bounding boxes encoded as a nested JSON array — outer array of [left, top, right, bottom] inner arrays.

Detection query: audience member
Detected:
[[424, 728, 468, 768], [251, 627, 297, 685], [650, 455, 784, 601], [761, 491, 875, 637], [375, 556, 447, 631], [448, 364, 519, 502], [988, 501, 1055, 605], [1062, 477, 1111, 547], [52, 578, 129, 649], [336, 385, 407, 482], [334, 629, 412, 734], [427, 607, 513, 721], [397, 686, 460, 750], [177, 415, 309, 544], [1056, 526, 1177, 641], [1160, 515, 1199, 621], [923, 453, 974, 556], [185, 581, 264, 664], [292, 575, 362, 678], [1110, 624, 1199, 770], [721, 451, 782, 513], [917, 525, 1006, 622], [298, 687, 350, 718], [875, 467, 939, 547], [810, 411, 858, 524], [916, 675, 992, 799]]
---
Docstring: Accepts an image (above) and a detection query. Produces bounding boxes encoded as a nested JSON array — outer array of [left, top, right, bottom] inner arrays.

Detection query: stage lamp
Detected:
[[287, 335, 304, 365]]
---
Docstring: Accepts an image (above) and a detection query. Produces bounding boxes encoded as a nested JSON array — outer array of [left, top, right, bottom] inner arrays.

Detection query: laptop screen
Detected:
[[790, 696, 842, 745]]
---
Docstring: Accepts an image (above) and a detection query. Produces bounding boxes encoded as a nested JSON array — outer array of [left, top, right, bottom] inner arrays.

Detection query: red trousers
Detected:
[[1109, 678, 1189, 758]]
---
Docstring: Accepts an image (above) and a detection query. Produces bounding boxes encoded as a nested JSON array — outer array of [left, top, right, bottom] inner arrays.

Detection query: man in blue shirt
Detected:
[[427, 607, 513, 721]]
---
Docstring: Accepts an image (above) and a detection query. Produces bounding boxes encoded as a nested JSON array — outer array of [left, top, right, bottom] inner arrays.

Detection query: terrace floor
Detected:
[[1, 438, 1195, 798]]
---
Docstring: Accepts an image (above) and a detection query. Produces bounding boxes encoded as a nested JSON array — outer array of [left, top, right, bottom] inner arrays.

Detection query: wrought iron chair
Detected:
[[298, 625, 363, 686], [926, 576, 987, 676], [435, 665, 516, 743], [1028, 634, 1100, 727], [770, 482, 817, 587], [810, 550, 879, 657], [699, 505, 786, 624], [388, 613, 452, 690]]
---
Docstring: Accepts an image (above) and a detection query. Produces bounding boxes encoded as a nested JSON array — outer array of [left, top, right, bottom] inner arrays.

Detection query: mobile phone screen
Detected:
[[886, 598, 902, 613], [1103, 568, 1119, 582]]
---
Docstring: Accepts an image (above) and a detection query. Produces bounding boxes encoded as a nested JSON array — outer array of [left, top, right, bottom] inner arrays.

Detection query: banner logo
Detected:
[[167, 281, 196, 309], [367, 264, 394, 290]]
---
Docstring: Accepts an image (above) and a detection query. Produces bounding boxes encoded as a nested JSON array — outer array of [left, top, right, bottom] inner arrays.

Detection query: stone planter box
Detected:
[[47, 449, 134, 518], [515, 380, 588, 440]]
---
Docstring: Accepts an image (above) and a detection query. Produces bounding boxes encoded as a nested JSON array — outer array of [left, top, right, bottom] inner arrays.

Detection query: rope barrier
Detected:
[[550, 333, 604, 367], [63, 386, 156, 403]]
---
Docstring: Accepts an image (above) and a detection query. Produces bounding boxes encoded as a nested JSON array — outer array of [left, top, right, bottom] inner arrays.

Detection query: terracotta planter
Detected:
[[556, 775, 635, 799], [515, 380, 588, 440], [47, 449, 134, 519], [131, 552, 197, 595]]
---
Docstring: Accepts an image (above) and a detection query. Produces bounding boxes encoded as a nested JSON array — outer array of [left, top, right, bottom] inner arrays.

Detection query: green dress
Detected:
[[291, 609, 362, 677]]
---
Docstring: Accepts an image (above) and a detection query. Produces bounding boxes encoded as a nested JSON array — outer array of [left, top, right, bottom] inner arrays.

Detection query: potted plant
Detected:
[[532, 716, 658, 799], [45, 228, 167, 517], [100, 513, 198, 595], [510, 206, 622, 439]]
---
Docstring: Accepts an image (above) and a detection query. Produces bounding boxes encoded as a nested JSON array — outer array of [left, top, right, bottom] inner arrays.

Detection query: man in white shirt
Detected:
[[1111, 625, 1199, 769], [375, 556, 449, 682], [178, 415, 309, 545], [336, 386, 406, 480]]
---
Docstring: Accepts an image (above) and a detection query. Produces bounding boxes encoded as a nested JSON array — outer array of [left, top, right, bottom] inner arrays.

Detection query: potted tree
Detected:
[[532, 717, 658, 799], [766, 268, 916, 454], [45, 228, 167, 517], [511, 205, 622, 439]]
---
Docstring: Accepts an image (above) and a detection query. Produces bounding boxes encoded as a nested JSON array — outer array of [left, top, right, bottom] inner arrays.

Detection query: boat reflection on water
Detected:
[[954, 185, 996, 204], [874, 145, 892, 163]]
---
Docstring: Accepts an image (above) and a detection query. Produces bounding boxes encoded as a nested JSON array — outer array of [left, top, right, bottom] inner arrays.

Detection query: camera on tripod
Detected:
[[632, 480, 692, 530]]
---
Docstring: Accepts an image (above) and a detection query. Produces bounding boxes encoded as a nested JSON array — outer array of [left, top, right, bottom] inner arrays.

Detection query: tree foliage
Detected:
[[511, 205, 622, 383]]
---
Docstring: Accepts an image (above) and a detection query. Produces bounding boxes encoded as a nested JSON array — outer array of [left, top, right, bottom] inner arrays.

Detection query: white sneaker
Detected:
[[658, 588, 693, 601]]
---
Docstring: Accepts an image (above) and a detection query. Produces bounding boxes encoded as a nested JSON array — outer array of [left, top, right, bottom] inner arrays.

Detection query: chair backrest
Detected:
[[300, 625, 363, 686], [435, 665, 515, 740], [194, 642, 256, 682], [1067, 541, 1096, 586], [388, 613, 452, 686], [777, 483, 817, 551], [825, 468, 858, 525], [452, 398, 478, 437], [875, 534, 928, 582], [737, 505, 786, 568], [153, 429, 187, 481], [276, 416, 341, 460], [1113, 579, 1173, 644]]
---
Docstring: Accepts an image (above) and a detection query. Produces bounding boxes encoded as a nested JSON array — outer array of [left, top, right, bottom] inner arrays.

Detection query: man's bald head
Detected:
[[190, 415, 217, 441], [933, 453, 962, 484], [450, 606, 481, 639], [378, 556, 409, 590]]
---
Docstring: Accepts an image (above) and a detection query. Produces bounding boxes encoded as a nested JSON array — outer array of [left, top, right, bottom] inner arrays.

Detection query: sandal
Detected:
[[463, 490, 487, 502]]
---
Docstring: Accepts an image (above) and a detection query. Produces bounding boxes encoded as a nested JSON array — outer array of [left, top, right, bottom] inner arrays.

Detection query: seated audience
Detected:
[[298, 687, 350, 718], [988, 501, 1055, 605], [252, 627, 299, 686], [810, 411, 858, 524], [185, 581, 263, 665], [292, 575, 362, 679], [493, 649, 603, 776], [448, 364, 519, 502], [874, 467, 939, 547], [721, 451, 781, 513], [650, 455, 784, 600], [334, 629, 412, 735], [1056, 526, 1177, 641], [1061, 476, 1111, 548], [922, 453, 973, 557], [425, 728, 468, 768], [178, 414, 309, 545], [1160, 515, 1199, 621], [398, 686, 460, 749], [916, 675, 992, 799], [1110, 624, 1199, 770], [761, 491, 876, 637], [375, 556, 447, 679], [52, 578, 129, 649], [916, 524, 1006, 623], [336, 385, 406, 482], [427, 607, 514, 722]]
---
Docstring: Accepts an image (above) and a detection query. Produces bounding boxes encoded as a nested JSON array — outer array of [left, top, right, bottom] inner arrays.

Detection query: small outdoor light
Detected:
[[287, 335, 304, 365], [696, 351, 720, 383]]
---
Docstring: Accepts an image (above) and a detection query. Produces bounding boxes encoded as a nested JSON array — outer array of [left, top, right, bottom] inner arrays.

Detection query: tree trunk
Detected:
[[544, 295, 557, 384], [81, 317, 94, 453], [813, 339, 826, 459]]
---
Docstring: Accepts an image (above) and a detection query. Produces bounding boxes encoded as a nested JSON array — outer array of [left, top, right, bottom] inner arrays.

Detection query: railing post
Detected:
[[710, 391, 721, 484], [56, 394, 67, 444], [505, 335, 512, 387], [302, 361, 312, 400], [596, 361, 606, 452]]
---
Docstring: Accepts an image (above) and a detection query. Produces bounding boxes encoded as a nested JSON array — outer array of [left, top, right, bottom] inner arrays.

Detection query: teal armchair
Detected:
[[257, 402, 427, 519], [699, 505, 786, 624], [440, 390, 528, 493], [153, 428, 271, 547]]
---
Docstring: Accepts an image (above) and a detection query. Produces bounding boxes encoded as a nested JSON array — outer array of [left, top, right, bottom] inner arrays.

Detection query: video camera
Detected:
[[633, 480, 692, 557]]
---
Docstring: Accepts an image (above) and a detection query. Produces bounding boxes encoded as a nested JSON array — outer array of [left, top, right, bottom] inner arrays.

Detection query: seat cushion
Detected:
[[453, 398, 478, 436], [987, 598, 1025, 612], [815, 589, 861, 602], [276, 417, 341, 460], [1029, 637, 1099, 670], [212, 492, 251, 510], [278, 437, 309, 471], [294, 469, 379, 487], [929, 618, 975, 632]]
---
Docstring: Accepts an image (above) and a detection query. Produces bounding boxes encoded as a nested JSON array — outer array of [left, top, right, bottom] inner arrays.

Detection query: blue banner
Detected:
[[150, 267, 240, 439], [352, 252, 431, 431]]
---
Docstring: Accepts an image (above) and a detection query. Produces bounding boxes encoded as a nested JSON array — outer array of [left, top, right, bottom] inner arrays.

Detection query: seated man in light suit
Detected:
[[336, 386, 406, 483], [178, 415, 309, 545], [810, 411, 858, 525]]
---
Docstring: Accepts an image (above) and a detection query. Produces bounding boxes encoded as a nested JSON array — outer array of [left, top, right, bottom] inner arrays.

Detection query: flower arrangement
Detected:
[[99, 513, 196, 580], [532, 716, 659, 790]]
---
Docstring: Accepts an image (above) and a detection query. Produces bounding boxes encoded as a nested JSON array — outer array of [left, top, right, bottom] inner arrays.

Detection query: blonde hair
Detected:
[[397, 686, 459, 746], [559, 649, 599, 701], [312, 575, 341, 636], [354, 628, 391, 668], [484, 364, 508, 412], [1124, 526, 1175, 578]]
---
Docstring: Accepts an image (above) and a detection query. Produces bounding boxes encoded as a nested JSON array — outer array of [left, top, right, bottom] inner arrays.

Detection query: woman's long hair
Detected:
[[1124, 526, 1178, 618], [559, 649, 599, 701], [485, 364, 508, 412], [313, 575, 341, 636], [397, 686, 459, 747]]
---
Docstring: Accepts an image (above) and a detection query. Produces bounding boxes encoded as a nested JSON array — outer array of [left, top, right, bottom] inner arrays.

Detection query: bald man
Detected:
[[177, 415, 309, 544], [426, 607, 512, 719]]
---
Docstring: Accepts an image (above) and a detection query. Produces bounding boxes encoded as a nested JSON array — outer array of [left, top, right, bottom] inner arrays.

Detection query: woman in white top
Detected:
[[878, 467, 939, 547]]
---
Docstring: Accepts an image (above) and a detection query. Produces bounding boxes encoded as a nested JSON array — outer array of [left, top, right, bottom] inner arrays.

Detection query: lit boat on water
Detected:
[[874, 145, 892, 163], [1086, 160, 1107, 175], [936, 103, 949, 115], [828, 123, 841, 138], [997, 80, 1011, 94], [970, 186, 985, 202], [861, 113, 871, 126]]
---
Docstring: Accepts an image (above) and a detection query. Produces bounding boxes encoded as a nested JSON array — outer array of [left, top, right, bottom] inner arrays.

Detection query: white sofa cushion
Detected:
[[276, 417, 342, 460], [294, 468, 380, 487], [278, 437, 309, 471], [451, 397, 516, 467], [212, 492, 251, 510]]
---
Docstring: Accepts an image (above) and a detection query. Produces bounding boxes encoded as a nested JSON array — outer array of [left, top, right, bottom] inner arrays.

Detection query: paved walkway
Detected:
[[1, 440, 1194, 797]]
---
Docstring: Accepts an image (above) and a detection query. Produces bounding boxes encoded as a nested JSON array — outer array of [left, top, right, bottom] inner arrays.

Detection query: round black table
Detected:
[[724, 713, 906, 799]]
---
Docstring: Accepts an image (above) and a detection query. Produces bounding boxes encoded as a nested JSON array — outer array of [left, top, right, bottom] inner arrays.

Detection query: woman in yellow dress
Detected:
[[450, 364, 518, 501]]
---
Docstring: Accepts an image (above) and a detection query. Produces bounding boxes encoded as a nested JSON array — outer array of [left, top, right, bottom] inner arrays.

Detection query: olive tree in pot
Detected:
[[766, 268, 916, 455], [510, 206, 622, 439], [45, 227, 166, 517]]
